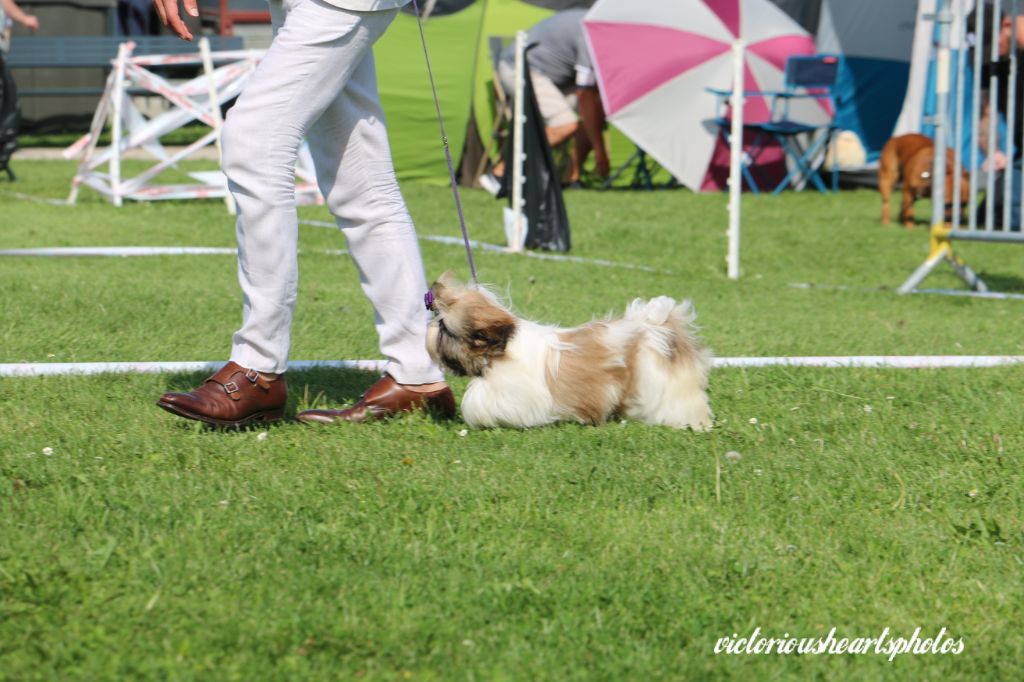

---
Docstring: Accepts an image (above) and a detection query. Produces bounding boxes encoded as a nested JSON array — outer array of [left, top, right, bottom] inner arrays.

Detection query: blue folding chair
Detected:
[[710, 54, 841, 195]]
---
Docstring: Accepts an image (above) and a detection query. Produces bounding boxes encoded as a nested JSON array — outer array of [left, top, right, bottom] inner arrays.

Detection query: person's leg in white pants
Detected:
[[222, 0, 444, 386]]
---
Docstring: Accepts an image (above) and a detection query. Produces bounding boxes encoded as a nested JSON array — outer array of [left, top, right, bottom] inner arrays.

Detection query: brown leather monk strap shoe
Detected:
[[157, 361, 287, 427], [296, 374, 455, 424]]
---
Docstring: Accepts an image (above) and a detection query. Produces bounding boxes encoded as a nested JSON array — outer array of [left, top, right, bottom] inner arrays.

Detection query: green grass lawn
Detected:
[[1, 161, 1023, 680]]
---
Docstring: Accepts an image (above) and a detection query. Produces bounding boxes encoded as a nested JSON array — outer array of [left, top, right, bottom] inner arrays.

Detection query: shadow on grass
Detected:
[[977, 271, 1024, 293], [156, 366, 445, 426], [288, 367, 386, 410]]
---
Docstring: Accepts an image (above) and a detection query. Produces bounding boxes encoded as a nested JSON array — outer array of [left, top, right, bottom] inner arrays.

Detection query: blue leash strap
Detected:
[[409, 0, 479, 285]]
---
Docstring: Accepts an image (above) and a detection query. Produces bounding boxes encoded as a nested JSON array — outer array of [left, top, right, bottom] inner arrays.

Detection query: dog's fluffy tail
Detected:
[[623, 296, 713, 431], [626, 295, 695, 326], [624, 296, 703, 359]]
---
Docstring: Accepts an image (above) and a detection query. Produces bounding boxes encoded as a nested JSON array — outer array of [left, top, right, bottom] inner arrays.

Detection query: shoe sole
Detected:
[[156, 400, 285, 428]]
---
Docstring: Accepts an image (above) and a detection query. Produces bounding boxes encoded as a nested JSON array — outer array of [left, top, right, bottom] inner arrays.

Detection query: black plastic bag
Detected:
[[0, 52, 19, 181]]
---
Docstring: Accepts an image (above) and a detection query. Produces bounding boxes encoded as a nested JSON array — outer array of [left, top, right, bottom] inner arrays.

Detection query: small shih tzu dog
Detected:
[[425, 272, 713, 430]]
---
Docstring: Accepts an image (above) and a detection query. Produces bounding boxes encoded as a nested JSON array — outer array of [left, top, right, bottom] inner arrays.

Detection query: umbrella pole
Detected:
[[727, 40, 745, 280]]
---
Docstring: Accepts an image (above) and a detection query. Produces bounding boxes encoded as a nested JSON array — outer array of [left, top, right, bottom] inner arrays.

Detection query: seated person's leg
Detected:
[[546, 121, 577, 148], [491, 70, 577, 181], [566, 124, 592, 186], [531, 73, 578, 179], [977, 169, 1006, 229]]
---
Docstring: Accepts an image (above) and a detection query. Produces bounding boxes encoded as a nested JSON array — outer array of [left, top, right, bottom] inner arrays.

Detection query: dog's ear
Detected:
[[470, 310, 517, 353], [429, 270, 461, 311], [436, 270, 459, 288]]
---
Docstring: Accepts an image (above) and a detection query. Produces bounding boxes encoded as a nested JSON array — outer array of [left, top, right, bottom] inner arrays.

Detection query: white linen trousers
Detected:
[[221, 0, 443, 384]]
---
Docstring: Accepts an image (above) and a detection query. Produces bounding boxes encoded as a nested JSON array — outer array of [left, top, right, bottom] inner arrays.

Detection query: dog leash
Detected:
[[410, 0, 479, 300]]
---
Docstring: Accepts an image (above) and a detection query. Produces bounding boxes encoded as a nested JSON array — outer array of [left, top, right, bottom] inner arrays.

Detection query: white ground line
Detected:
[[712, 356, 1024, 368], [2, 356, 1022, 377], [420, 235, 667, 273], [0, 246, 348, 257], [1, 191, 71, 206], [1, 229, 657, 272], [2, 191, 1016, 286], [300, 219, 666, 273], [0, 360, 389, 377], [300, 219, 339, 228]]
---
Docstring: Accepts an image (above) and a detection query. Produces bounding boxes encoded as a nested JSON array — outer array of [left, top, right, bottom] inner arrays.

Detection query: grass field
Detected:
[[2, 160, 1023, 680]]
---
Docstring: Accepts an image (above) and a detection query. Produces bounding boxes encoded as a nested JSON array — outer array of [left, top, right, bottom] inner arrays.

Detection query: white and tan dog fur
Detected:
[[426, 272, 713, 430]]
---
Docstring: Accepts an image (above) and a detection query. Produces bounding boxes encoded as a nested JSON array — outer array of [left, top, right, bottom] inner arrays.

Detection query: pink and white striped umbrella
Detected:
[[583, 0, 823, 191]]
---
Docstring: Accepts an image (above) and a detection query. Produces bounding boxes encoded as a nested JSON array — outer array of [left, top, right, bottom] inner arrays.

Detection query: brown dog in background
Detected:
[[879, 133, 969, 227]]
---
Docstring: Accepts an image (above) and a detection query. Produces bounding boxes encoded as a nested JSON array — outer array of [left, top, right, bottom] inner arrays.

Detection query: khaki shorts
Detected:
[[499, 61, 577, 129]]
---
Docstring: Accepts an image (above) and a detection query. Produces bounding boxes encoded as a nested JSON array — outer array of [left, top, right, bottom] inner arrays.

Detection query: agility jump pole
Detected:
[[508, 30, 528, 252]]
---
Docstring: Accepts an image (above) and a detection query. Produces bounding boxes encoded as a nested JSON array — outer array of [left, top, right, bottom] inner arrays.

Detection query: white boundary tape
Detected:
[[0, 360, 388, 377], [712, 355, 1024, 368], [2, 356, 1022, 377], [1, 246, 236, 257], [0, 246, 348, 257], [419, 235, 666, 273], [299, 219, 339, 229], [2, 191, 71, 206], [3, 210, 659, 271], [299, 219, 666, 273]]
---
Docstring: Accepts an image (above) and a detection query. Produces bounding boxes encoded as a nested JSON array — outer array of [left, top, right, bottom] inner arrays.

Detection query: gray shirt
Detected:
[[501, 8, 595, 90]]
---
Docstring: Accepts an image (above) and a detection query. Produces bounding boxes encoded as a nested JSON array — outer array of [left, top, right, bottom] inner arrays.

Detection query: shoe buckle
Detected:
[[223, 381, 240, 394], [244, 368, 260, 384]]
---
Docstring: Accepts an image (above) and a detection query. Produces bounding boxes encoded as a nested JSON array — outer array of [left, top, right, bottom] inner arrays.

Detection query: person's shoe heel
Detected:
[[261, 408, 285, 422]]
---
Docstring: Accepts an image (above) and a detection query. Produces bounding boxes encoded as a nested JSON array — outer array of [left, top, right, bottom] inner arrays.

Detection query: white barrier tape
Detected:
[[1, 191, 71, 206], [0, 246, 236, 257], [0, 247, 348, 257], [419, 235, 664, 273], [300, 219, 337, 228], [2, 356, 1021, 377], [713, 356, 1024, 368], [0, 360, 388, 377], [298, 219, 667, 273]]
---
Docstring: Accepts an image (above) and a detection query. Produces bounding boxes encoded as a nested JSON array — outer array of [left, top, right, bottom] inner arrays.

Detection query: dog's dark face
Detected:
[[426, 271, 517, 376]]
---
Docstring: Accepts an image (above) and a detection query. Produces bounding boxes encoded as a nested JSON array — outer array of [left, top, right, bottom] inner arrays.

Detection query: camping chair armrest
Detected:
[[706, 87, 783, 119], [738, 89, 790, 119], [756, 90, 833, 120], [707, 87, 786, 98]]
